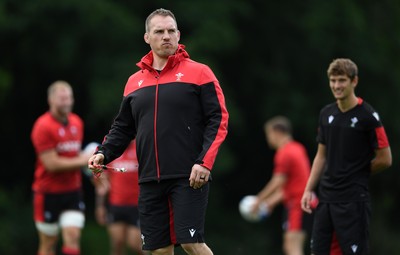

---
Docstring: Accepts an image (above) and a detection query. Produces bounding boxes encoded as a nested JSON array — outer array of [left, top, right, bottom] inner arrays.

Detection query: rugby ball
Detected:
[[83, 142, 100, 155], [239, 195, 269, 222]]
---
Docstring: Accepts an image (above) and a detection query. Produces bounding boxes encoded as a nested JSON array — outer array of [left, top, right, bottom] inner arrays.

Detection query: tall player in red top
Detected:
[[94, 140, 147, 255], [252, 116, 313, 255], [31, 81, 91, 255]]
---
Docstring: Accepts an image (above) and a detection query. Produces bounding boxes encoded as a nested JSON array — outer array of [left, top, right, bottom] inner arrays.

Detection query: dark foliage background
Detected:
[[1, 0, 399, 254]]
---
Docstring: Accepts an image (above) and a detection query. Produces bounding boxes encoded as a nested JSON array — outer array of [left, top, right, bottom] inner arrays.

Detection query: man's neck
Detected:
[[277, 136, 292, 149], [337, 95, 359, 112], [152, 56, 168, 71], [50, 110, 68, 125]]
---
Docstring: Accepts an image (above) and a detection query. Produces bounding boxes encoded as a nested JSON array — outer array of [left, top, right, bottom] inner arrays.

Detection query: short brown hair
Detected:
[[145, 8, 177, 32], [327, 58, 358, 80], [264, 116, 292, 135]]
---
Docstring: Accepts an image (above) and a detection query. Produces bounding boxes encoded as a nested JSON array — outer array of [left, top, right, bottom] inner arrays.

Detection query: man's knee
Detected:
[[181, 243, 213, 255], [151, 244, 174, 255]]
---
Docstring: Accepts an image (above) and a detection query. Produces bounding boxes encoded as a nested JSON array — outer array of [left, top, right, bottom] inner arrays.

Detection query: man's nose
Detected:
[[162, 31, 170, 39]]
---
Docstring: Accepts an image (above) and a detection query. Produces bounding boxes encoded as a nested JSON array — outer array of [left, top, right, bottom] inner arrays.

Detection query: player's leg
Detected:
[[58, 190, 85, 255], [283, 231, 306, 255], [330, 202, 371, 255], [310, 203, 335, 255], [127, 225, 147, 254], [60, 210, 85, 255], [170, 178, 212, 255], [116, 205, 147, 254], [108, 222, 127, 255], [107, 205, 131, 255], [181, 243, 213, 255], [34, 192, 60, 255], [151, 244, 175, 255], [282, 203, 308, 255], [35, 223, 59, 255], [138, 180, 175, 255]]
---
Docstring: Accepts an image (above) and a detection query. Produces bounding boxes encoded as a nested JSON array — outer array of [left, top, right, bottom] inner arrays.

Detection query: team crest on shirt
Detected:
[[175, 72, 184, 81], [372, 112, 380, 121], [350, 117, 358, 128], [58, 127, 65, 137], [70, 126, 78, 135], [138, 80, 143, 87], [328, 115, 334, 124]]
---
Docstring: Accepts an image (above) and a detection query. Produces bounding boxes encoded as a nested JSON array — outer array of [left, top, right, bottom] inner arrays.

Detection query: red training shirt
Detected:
[[107, 141, 139, 206], [273, 141, 310, 206], [31, 112, 83, 193]]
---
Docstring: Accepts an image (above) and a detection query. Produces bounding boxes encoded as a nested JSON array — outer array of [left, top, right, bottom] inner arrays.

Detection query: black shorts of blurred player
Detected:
[[33, 190, 85, 255], [105, 205, 145, 255]]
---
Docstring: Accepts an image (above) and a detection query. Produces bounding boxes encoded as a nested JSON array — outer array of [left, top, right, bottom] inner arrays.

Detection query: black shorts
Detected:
[[107, 205, 140, 227], [138, 178, 209, 250], [311, 202, 371, 255], [33, 190, 85, 223]]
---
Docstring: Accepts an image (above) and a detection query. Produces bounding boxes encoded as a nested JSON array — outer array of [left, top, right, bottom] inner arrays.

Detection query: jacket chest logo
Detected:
[[175, 72, 184, 81], [138, 80, 143, 87]]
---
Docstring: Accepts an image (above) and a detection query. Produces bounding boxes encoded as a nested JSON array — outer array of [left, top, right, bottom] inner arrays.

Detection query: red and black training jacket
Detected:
[[99, 45, 229, 183]]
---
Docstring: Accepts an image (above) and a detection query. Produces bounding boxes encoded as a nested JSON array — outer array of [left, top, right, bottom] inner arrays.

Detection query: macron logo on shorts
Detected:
[[189, 228, 196, 237], [351, 244, 358, 253]]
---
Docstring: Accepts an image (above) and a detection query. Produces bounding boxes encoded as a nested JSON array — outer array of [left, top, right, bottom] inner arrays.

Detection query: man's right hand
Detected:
[[88, 154, 104, 168], [301, 190, 314, 214]]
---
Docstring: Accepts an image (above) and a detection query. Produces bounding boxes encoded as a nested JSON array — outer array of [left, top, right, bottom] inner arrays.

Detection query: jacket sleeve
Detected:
[[196, 66, 229, 170], [98, 96, 136, 164]]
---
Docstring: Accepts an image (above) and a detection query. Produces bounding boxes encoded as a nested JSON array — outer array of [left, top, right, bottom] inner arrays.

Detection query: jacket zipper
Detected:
[[154, 74, 161, 181]]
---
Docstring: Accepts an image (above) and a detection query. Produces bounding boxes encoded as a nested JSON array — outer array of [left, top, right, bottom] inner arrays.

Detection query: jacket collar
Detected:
[[137, 44, 190, 71]]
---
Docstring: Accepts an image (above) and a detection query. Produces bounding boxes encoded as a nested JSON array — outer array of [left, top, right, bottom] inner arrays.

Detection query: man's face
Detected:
[[50, 87, 74, 116], [265, 127, 277, 149], [329, 74, 357, 101], [144, 15, 180, 59]]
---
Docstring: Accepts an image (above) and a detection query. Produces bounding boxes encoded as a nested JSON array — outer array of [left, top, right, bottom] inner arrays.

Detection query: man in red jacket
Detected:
[[89, 8, 229, 255]]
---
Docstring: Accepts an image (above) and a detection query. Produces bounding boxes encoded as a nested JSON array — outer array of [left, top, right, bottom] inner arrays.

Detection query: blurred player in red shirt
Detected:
[[252, 116, 314, 255], [31, 81, 91, 255], [94, 140, 147, 255]]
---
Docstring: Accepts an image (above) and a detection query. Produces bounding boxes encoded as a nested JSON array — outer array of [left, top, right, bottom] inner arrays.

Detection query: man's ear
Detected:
[[144, 33, 149, 44]]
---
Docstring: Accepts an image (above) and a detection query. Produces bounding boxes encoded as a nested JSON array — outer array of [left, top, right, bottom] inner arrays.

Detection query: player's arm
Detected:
[[371, 147, 392, 174], [266, 188, 284, 211], [257, 173, 286, 202], [194, 67, 229, 171], [39, 149, 89, 172], [250, 174, 285, 213], [301, 143, 326, 214]]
